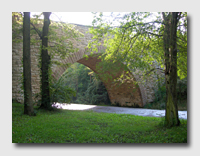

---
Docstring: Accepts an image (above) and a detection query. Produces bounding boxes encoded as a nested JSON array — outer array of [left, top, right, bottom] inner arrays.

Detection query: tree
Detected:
[[29, 12, 83, 110], [12, 12, 83, 110], [39, 12, 52, 110], [23, 12, 34, 115], [162, 12, 182, 126], [88, 12, 187, 127]]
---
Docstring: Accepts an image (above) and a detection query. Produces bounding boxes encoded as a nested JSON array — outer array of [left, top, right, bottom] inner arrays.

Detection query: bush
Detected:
[[144, 76, 187, 110], [154, 84, 166, 102], [176, 77, 187, 100], [50, 79, 76, 104]]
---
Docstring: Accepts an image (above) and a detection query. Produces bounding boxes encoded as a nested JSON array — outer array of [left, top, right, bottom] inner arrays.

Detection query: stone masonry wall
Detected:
[[12, 21, 163, 107]]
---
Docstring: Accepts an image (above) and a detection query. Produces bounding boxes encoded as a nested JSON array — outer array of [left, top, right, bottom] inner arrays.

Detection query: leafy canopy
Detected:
[[88, 12, 187, 80]]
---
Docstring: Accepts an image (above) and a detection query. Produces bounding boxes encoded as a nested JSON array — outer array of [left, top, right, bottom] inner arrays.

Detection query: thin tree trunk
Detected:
[[23, 12, 34, 115], [40, 12, 52, 110], [162, 12, 180, 127]]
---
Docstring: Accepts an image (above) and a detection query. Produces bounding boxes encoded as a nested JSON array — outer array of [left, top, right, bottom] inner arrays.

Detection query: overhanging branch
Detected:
[[30, 22, 42, 39], [145, 31, 163, 37], [145, 67, 165, 75], [118, 21, 162, 29], [162, 12, 166, 21]]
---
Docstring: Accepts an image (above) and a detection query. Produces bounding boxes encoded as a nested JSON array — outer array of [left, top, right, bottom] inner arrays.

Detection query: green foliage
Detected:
[[12, 12, 23, 43], [154, 84, 166, 103], [48, 21, 84, 60], [154, 76, 187, 102], [50, 77, 76, 104], [177, 12, 187, 79], [60, 63, 111, 105], [177, 77, 187, 100], [144, 76, 187, 110], [88, 12, 187, 83], [12, 103, 187, 143], [77, 79, 110, 105]]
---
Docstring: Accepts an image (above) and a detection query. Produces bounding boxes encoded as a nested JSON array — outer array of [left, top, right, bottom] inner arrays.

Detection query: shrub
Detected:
[[50, 78, 76, 104]]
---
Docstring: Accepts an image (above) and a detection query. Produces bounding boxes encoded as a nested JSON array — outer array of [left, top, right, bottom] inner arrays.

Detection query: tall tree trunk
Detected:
[[162, 12, 181, 127], [40, 12, 52, 110], [23, 12, 34, 115]]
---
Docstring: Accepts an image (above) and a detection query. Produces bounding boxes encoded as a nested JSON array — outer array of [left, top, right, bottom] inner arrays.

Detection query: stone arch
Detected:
[[12, 22, 152, 106], [51, 45, 106, 80], [51, 46, 145, 107]]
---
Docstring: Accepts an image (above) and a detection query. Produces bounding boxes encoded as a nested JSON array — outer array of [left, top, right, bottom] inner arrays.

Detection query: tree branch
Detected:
[[30, 22, 42, 39], [145, 31, 163, 37], [117, 28, 126, 52], [177, 24, 187, 30], [162, 12, 166, 21], [118, 21, 162, 29], [145, 67, 165, 75]]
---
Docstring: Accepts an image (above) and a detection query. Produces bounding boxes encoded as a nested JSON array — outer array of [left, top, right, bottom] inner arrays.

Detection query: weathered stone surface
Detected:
[[12, 22, 164, 107]]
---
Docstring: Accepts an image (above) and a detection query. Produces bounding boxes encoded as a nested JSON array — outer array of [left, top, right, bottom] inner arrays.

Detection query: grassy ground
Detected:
[[12, 103, 187, 143]]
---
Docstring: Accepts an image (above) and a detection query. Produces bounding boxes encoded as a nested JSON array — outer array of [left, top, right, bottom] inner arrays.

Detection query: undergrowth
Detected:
[[144, 99, 187, 111]]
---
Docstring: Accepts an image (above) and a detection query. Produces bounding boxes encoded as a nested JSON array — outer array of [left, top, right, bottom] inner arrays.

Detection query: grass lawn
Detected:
[[12, 103, 187, 143]]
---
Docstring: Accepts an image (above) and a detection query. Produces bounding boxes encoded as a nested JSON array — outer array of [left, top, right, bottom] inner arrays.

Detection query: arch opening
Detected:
[[52, 53, 144, 107], [56, 62, 111, 105]]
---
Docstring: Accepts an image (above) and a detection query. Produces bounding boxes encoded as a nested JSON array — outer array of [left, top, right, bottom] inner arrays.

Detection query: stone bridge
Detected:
[[12, 21, 162, 107]]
